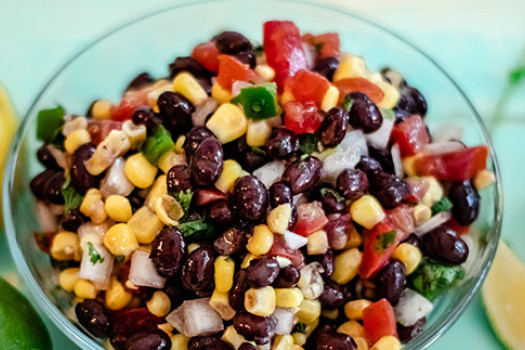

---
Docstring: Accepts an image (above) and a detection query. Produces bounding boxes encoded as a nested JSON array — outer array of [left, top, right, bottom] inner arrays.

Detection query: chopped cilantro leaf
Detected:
[[375, 230, 396, 252], [431, 197, 453, 215], [299, 133, 319, 155], [341, 93, 354, 112], [408, 258, 465, 301], [178, 219, 216, 242], [61, 178, 84, 211], [251, 146, 266, 156], [88, 242, 105, 265], [294, 322, 307, 334], [173, 189, 193, 215], [319, 187, 344, 203]]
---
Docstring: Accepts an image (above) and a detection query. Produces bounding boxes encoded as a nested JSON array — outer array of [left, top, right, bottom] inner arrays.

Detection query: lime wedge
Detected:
[[482, 241, 525, 349], [0, 83, 18, 224], [0, 278, 52, 350]]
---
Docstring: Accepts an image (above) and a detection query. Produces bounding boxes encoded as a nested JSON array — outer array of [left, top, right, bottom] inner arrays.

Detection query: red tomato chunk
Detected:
[[302, 32, 340, 59], [334, 77, 384, 105], [283, 101, 323, 134], [390, 114, 430, 157], [192, 41, 220, 73], [359, 222, 402, 279], [217, 55, 260, 91], [363, 298, 398, 344]]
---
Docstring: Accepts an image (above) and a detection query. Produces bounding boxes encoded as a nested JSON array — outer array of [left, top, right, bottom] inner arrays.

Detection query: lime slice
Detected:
[[482, 241, 525, 349], [0, 83, 18, 224], [0, 278, 52, 349]]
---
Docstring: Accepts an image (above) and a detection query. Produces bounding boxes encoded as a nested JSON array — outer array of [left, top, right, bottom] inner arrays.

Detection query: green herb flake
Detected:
[[319, 187, 344, 203], [178, 219, 217, 242], [251, 146, 267, 156], [173, 189, 193, 215], [375, 230, 396, 252], [61, 178, 84, 211], [407, 258, 465, 301], [431, 197, 453, 215], [341, 93, 354, 112], [509, 65, 525, 86], [88, 242, 105, 265], [294, 322, 307, 334], [299, 133, 319, 155]]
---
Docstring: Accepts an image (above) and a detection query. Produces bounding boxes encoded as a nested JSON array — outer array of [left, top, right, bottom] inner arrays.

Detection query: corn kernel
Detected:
[[320, 85, 340, 112], [246, 224, 274, 256], [392, 243, 422, 274], [215, 256, 235, 293], [128, 206, 164, 244], [370, 336, 401, 350], [274, 288, 304, 308], [422, 176, 444, 207], [154, 195, 184, 226], [215, 159, 243, 193], [206, 103, 248, 144], [303, 319, 319, 338], [158, 151, 185, 174], [122, 120, 147, 150], [413, 204, 431, 226], [187, 243, 201, 253], [80, 189, 108, 224], [246, 119, 272, 147], [245, 286, 276, 317], [337, 320, 366, 339], [105, 195, 132, 222], [344, 223, 362, 249], [350, 195, 385, 229], [147, 291, 171, 317], [59, 268, 80, 292], [322, 308, 339, 320], [145, 175, 168, 210], [267, 204, 292, 235], [355, 337, 369, 350], [402, 156, 419, 177], [174, 135, 186, 154], [332, 248, 362, 285], [210, 289, 237, 321], [65, 129, 91, 154], [344, 299, 372, 320], [147, 80, 171, 112], [124, 153, 158, 189], [106, 277, 132, 311], [103, 223, 139, 258], [85, 130, 131, 175], [296, 299, 321, 324], [74, 279, 97, 299], [375, 80, 400, 109], [333, 54, 367, 81], [474, 169, 495, 191], [255, 64, 276, 81], [157, 323, 174, 336], [91, 99, 112, 120], [280, 89, 294, 105], [307, 230, 329, 255], [173, 72, 207, 105], [273, 335, 294, 350], [211, 82, 233, 105], [241, 253, 258, 269], [292, 332, 306, 346], [51, 232, 81, 261], [222, 325, 251, 349], [171, 334, 189, 350]]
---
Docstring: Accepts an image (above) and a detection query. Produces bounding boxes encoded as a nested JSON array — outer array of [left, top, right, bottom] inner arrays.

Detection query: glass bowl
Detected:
[[3, 0, 502, 349]]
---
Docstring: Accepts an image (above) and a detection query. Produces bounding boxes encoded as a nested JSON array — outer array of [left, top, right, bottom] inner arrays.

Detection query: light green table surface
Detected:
[[1, 0, 524, 349]]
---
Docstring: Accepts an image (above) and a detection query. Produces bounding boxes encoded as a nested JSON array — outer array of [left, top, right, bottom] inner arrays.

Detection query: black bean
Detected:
[[125, 329, 171, 350], [274, 264, 301, 287], [396, 86, 427, 117], [336, 168, 369, 200], [356, 155, 383, 177], [348, 92, 382, 133], [448, 180, 480, 226], [71, 143, 99, 194], [190, 138, 224, 187], [235, 50, 256, 68], [61, 209, 86, 232], [181, 247, 214, 292], [43, 171, 65, 204], [75, 299, 111, 338], [403, 233, 421, 248], [342, 283, 354, 303], [214, 225, 249, 256], [238, 343, 257, 350], [313, 57, 339, 81], [125, 72, 154, 92], [318, 279, 345, 309], [188, 336, 233, 350], [233, 176, 268, 221], [398, 318, 426, 343], [162, 284, 186, 309], [394, 107, 411, 124], [184, 126, 215, 159], [422, 226, 469, 265], [132, 107, 161, 132], [318, 107, 348, 147], [233, 312, 276, 345], [269, 182, 293, 208], [150, 227, 186, 278], [310, 249, 335, 277], [324, 213, 351, 250], [158, 91, 194, 135], [375, 259, 406, 305], [282, 156, 322, 195], [208, 200, 234, 227], [37, 145, 58, 169], [317, 331, 356, 350], [167, 165, 193, 195], [237, 136, 270, 172], [30, 169, 57, 200], [370, 172, 409, 209], [265, 128, 300, 160], [245, 258, 280, 288], [169, 56, 211, 80], [229, 270, 249, 311], [214, 31, 252, 54], [369, 146, 394, 174], [128, 189, 145, 210], [316, 187, 346, 214]]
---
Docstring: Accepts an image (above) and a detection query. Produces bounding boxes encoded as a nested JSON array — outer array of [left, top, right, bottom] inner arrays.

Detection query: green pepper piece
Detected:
[[36, 106, 65, 143], [408, 258, 465, 301], [231, 82, 281, 120], [142, 125, 175, 164]]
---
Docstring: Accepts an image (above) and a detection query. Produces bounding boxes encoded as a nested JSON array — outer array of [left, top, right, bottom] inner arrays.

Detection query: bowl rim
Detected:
[[3, 0, 503, 349]]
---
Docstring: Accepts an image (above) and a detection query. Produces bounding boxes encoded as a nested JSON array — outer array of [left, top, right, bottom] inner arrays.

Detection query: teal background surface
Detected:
[[1, 0, 524, 349]]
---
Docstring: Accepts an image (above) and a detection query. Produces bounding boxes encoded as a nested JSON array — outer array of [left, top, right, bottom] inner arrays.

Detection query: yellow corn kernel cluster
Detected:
[[344, 299, 372, 320], [333, 54, 367, 81], [246, 224, 274, 256], [91, 99, 112, 120], [105, 277, 132, 311], [59, 268, 80, 292], [222, 325, 251, 349], [392, 243, 422, 274], [422, 176, 443, 207], [124, 153, 158, 189], [370, 336, 401, 350], [145, 175, 168, 210], [210, 289, 236, 321], [255, 64, 276, 81], [215, 159, 243, 193], [103, 223, 139, 258], [65, 129, 91, 154], [354, 337, 369, 350], [350, 194, 385, 230], [320, 85, 340, 112], [337, 320, 366, 339], [206, 103, 248, 144], [322, 308, 339, 320], [51, 232, 82, 261], [215, 256, 235, 292], [154, 194, 184, 226], [211, 82, 233, 105], [171, 334, 189, 350], [172, 72, 208, 106], [244, 286, 276, 317], [74, 279, 97, 299], [474, 169, 495, 191], [273, 335, 294, 350], [274, 288, 304, 308], [267, 203, 292, 235], [80, 189, 108, 224], [413, 204, 431, 226], [296, 299, 321, 324], [105, 195, 132, 222], [246, 119, 273, 147], [307, 230, 328, 255], [241, 253, 258, 269], [146, 291, 171, 317], [127, 206, 164, 244], [332, 248, 362, 285]]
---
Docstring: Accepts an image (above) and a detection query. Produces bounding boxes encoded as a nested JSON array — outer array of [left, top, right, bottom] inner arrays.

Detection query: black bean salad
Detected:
[[30, 21, 494, 350]]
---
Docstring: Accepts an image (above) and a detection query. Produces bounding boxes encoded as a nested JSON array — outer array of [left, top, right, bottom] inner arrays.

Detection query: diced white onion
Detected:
[[231, 81, 253, 98], [165, 305, 185, 334], [364, 119, 394, 150], [414, 211, 452, 237], [166, 299, 224, 337], [284, 230, 308, 250], [431, 124, 464, 143], [394, 289, 434, 327], [77, 221, 111, 242], [273, 308, 295, 335], [302, 42, 316, 70], [79, 241, 113, 290], [275, 257, 292, 268], [253, 160, 285, 188], [62, 116, 87, 137], [100, 157, 134, 198], [423, 141, 466, 155], [391, 143, 403, 179], [192, 98, 218, 126], [35, 200, 58, 233], [129, 249, 166, 288], [298, 262, 325, 300]]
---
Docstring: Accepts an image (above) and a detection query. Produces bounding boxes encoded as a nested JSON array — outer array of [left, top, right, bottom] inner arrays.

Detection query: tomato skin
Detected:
[[302, 32, 340, 58], [334, 77, 384, 105], [293, 202, 329, 237], [111, 88, 149, 122], [283, 101, 323, 134], [390, 115, 430, 157], [286, 69, 330, 107], [263, 21, 307, 91], [414, 145, 488, 181], [363, 299, 398, 344], [359, 222, 401, 279], [268, 234, 305, 268], [447, 217, 471, 235], [192, 41, 220, 73], [217, 54, 260, 91]]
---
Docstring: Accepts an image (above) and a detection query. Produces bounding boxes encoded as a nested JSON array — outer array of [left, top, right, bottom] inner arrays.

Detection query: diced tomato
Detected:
[[263, 21, 307, 91], [404, 177, 429, 204], [111, 88, 149, 121], [87, 120, 122, 145], [359, 222, 402, 279], [390, 115, 430, 157], [286, 69, 330, 107], [447, 217, 471, 235], [192, 41, 220, 73], [334, 77, 384, 105], [293, 202, 329, 237], [386, 204, 414, 239], [302, 32, 340, 59], [268, 235, 305, 268], [414, 145, 489, 182], [363, 299, 398, 344], [112, 308, 164, 337], [217, 54, 260, 90], [283, 101, 323, 134], [195, 189, 228, 206]]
